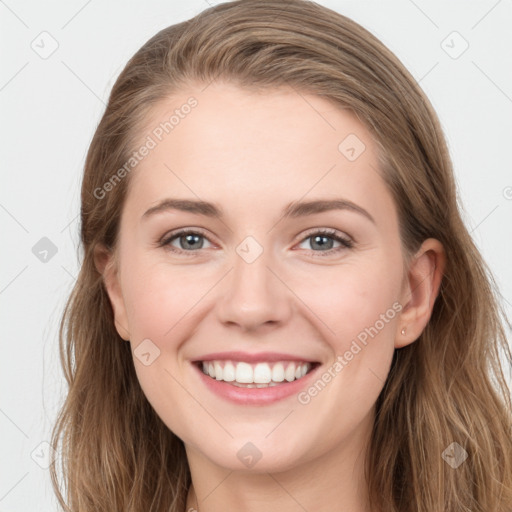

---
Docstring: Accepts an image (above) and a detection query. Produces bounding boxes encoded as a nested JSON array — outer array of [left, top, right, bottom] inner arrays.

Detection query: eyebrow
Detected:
[[141, 197, 375, 224]]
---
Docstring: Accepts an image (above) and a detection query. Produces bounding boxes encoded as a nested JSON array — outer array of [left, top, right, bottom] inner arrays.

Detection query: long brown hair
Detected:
[[50, 1, 512, 510]]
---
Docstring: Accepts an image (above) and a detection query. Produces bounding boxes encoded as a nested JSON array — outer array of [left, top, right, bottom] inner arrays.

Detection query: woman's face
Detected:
[[101, 81, 420, 473]]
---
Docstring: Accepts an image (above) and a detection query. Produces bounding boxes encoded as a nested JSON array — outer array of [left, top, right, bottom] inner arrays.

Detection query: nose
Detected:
[[216, 243, 293, 332]]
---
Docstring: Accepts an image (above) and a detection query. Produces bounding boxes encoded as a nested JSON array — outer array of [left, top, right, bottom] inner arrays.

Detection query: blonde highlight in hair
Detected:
[[50, 1, 512, 510]]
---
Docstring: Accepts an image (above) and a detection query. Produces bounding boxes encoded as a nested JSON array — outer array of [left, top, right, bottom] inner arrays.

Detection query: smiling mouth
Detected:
[[194, 360, 321, 388]]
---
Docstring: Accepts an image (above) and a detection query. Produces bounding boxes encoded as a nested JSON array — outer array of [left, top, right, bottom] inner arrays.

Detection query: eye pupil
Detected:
[[311, 235, 333, 250], [181, 234, 203, 250]]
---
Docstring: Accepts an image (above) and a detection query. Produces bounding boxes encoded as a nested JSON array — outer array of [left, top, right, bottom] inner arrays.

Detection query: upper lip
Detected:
[[192, 351, 320, 364]]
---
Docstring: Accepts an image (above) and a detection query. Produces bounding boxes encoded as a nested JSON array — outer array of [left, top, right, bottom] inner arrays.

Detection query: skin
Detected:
[[95, 81, 445, 512]]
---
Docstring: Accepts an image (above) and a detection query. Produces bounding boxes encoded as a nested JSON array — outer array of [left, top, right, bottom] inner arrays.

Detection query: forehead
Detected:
[[123, 81, 395, 225]]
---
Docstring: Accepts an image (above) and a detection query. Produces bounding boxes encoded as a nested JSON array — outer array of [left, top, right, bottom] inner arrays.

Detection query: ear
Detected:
[[93, 243, 131, 341], [395, 238, 445, 348]]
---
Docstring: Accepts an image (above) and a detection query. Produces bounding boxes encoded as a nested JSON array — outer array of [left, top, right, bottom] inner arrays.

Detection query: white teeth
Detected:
[[214, 361, 223, 380], [253, 363, 272, 384], [271, 363, 285, 382], [235, 362, 253, 383], [199, 360, 314, 385], [284, 363, 296, 382], [223, 361, 235, 382]]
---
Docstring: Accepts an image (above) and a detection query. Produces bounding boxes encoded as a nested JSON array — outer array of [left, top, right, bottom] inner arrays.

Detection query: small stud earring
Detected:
[[401, 327, 406, 335]]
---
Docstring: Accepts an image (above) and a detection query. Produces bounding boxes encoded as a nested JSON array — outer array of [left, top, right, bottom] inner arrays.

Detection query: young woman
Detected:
[[50, 1, 512, 511]]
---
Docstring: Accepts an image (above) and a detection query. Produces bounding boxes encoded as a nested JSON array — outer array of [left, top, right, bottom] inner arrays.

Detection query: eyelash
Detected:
[[158, 228, 354, 258]]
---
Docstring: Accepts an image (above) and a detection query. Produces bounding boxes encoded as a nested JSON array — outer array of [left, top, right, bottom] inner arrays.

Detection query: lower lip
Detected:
[[191, 362, 321, 406]]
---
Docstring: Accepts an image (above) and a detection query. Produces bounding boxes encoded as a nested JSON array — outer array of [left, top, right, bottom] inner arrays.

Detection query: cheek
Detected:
[[121, 261, 212, 429], [122, 258, 212, 342], [293, 257, 402, 342], [289, 259, 401, 435], [290, 256, 401, 391]]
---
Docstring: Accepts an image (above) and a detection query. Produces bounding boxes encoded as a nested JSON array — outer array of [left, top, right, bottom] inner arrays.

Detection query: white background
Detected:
[[1, 0, 511, 510]]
